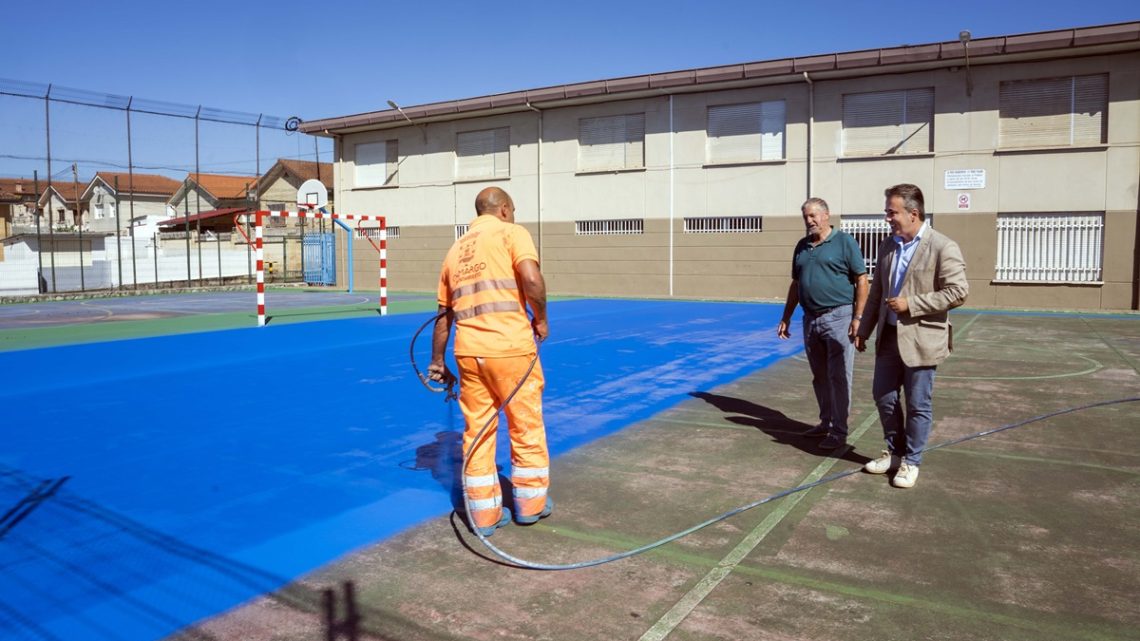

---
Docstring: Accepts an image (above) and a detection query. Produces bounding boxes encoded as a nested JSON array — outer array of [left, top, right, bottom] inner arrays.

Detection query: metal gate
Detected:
[[840, 214, 934, 276], [302, 232, 336, 285]]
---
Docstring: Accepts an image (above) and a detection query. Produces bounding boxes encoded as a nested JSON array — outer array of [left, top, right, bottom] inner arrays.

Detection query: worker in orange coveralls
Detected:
[[429, 186, 553, 537]]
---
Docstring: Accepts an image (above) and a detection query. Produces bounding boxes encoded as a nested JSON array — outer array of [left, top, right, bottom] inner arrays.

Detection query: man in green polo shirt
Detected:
[[778, 198, 869, 449]]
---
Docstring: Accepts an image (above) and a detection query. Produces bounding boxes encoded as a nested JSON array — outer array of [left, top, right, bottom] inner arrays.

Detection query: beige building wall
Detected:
[[170, 186, 213, 217], [260, 176, 304, 208], [329, 49, 1140, 311]]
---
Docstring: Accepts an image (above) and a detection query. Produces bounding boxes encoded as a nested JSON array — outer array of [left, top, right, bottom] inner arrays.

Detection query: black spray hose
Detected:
[[411, 312, 1140, 571], [410, 311, 538, 552], [409, 311, 458, 402]]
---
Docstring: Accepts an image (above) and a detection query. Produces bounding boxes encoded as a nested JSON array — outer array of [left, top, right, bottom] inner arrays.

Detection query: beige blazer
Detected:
[[858, 226, 968, 367]]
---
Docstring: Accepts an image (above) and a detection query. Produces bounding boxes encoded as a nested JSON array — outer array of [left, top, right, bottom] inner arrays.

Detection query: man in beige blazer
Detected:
[[854, 184, 968, 489]]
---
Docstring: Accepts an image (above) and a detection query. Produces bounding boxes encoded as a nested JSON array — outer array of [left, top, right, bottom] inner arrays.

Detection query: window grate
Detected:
[[840, 215, 935, 276], [995, 213, 1103, 282], [356, 226, 397, 239], [684, 216, 763, 233], [840, 216, 891, 275], [575, 219, 644, 236]]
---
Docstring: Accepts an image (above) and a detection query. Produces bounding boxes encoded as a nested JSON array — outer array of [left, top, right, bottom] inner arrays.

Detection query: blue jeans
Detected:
[[872, 325, 937, 466], [803, 305, 855, 438]]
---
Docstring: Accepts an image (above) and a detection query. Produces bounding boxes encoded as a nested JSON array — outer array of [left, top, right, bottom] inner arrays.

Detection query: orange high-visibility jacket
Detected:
[[437, 215, 539, 357]]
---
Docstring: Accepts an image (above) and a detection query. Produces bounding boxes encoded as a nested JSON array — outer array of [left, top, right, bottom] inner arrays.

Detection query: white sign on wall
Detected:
[[945, 169, 986, 190], [957, 193, 971, 211]]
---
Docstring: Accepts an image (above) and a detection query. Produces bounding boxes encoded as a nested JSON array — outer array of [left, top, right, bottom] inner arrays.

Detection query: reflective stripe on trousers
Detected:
[[511, 464, 549, 517], [456, 353, 549, 527]]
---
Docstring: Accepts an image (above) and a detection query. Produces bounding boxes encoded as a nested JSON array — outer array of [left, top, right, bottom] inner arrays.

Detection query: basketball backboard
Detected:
[[297, 179, 328, 209]]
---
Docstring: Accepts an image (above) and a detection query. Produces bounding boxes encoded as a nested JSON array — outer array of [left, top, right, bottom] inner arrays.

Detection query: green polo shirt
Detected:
[[791, 229, 866, 315]]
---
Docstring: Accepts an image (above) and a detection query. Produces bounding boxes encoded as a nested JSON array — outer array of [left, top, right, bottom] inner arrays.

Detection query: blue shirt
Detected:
[[887, 222, 928, 325]]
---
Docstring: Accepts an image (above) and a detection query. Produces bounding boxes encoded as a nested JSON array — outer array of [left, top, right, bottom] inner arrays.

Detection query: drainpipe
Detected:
[[333, 218, 354, 292], [669, 93, 674, 297], [330, 131, 341, 214], [1134, 162, 1140, 310], [526, 102, 543, 261], [803, 72, 814, 200]]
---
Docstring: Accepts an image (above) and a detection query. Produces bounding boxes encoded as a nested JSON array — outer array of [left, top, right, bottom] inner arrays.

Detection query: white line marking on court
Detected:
[[77, 301, 115, 320], [637, 412, 879, 641]]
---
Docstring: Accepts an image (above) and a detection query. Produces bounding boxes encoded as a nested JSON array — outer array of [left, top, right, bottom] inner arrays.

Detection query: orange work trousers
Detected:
[[455, 353, 549, 529]]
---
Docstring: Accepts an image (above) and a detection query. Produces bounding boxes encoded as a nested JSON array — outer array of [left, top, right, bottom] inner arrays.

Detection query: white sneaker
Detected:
[[863, 450, 898, 475], [892, 462, 920, 488]]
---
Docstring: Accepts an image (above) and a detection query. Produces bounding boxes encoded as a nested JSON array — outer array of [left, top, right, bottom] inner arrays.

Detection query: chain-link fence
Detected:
[[1, 78, 334, 296]]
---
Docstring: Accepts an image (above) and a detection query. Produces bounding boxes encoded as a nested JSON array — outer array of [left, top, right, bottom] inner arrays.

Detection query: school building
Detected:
[[300, 21, 1140, 311]]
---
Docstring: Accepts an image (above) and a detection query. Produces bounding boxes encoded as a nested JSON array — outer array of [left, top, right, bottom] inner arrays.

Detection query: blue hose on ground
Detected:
[[412, 312, 1140, 571]]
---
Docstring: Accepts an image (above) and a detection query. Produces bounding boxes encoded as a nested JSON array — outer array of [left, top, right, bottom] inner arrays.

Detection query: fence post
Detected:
[[322, 581, 360, 641]]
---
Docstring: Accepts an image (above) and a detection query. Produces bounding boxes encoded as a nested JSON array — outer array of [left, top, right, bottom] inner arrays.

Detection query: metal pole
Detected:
[[195, 106, 202, 283], [245, 186, 253, 283], [127, 96, 138, 288], [73, 163, 84, 292], [184, 185, 192, 287], [668, 94, 674, 297], [45, 84, 57, 293], [254, 116, 261, 285], [217, 210, 222, 285], [33, 172, 44, 293], [114, 175, 122, 289], [255, 115, 261, 184], [305, 136, 319, 280]]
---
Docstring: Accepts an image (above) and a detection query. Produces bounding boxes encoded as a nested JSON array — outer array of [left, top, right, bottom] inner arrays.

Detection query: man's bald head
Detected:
[[475, 187, 516, 223], [475, 187, 512, 214]]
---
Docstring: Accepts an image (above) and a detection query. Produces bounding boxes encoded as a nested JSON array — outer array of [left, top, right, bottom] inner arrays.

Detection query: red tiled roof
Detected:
[[189, 173, 259, 200], [275, 159, 333, 189], [94, 172, 181, 196], [0, 178, 38, 202], [36, 181, 87, 207]]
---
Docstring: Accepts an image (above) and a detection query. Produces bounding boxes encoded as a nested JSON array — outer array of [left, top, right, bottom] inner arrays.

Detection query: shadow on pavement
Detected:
[[689, 391, 871, 466]]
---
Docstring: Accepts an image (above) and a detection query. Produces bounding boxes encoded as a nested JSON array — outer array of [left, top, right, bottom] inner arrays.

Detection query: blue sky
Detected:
[[2, 0, 1136, 182]]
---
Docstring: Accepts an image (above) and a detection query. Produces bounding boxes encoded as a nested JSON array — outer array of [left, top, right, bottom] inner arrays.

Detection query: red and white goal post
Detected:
[[239, 209, 387, 327]]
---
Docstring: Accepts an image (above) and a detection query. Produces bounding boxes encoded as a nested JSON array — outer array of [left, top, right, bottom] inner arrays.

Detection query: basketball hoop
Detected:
[[296, 178, 328, 211]]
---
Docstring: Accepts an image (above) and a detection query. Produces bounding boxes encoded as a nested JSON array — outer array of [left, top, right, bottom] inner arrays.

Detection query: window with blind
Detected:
[[841, 88, 933, 157], [995, 213, 1103, 283], [456, 127, 510, 180], [578, 114, 645, 171], [706, 101, 785, 163], [999, 74, 1107, 148], [354, 140, 398, 187]]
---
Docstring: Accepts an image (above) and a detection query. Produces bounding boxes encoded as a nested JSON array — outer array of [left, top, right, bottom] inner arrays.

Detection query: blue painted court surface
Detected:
[[0, 299, 799, 641]]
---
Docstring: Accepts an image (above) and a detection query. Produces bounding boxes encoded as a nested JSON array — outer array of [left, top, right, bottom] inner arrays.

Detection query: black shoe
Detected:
[[820, 434, 846, 450], [804, 423, 829, 437]]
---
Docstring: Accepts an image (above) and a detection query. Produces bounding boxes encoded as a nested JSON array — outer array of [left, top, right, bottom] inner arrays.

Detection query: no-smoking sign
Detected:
[[957, 193, 971, 210]]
